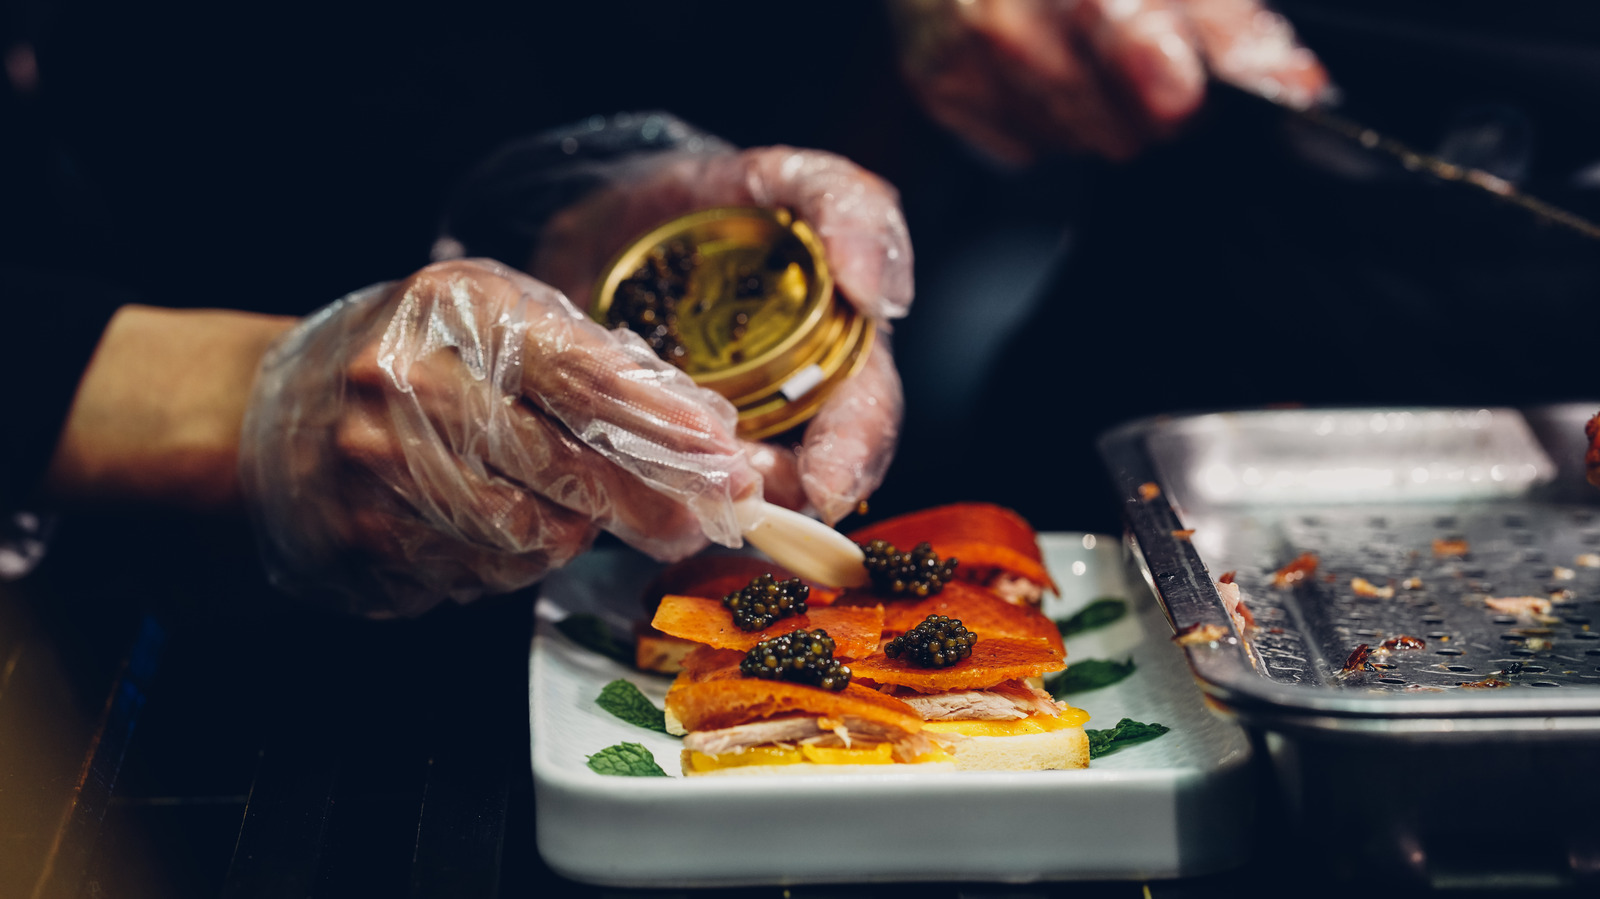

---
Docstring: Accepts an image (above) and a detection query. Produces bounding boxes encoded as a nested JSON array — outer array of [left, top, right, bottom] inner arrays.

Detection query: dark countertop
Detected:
[[5, 512, 1597, 899]]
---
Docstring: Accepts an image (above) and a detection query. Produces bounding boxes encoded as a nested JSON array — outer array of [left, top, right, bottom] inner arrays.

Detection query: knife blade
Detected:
[[1210, 78, 1600, 243]]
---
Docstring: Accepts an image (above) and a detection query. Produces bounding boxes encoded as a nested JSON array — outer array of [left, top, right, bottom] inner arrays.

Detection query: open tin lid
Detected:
[[1099, 403, 1600, 737]]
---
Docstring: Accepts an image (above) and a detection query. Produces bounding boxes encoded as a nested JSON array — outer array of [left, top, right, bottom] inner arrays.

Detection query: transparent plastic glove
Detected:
[[239, 258, 761, 617], [889, 0, 1332, 163], [436, 112, 912, 524]]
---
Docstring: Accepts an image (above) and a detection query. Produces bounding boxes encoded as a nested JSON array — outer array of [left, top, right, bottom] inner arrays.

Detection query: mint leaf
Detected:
[[1046, 658, 1136, 697], [556, 614, 634, 665], [1055, 598, 1127, 638], [596, 679, 669, 733], [1086, 718, 1170, 759], [586, 742, 669, 776]]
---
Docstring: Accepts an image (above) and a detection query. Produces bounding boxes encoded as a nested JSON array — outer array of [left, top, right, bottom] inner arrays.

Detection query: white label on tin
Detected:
[[780, 364, 826, 402]]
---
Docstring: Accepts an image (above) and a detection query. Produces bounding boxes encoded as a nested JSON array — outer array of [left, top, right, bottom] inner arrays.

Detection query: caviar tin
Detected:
[[1099, 403, 1600, 888], [589, 206, 873, 441], [528, 535, 1253, 887]]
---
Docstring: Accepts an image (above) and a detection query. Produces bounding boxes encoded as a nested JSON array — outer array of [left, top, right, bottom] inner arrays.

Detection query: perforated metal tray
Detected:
[[1099, 404, 1600, 888]]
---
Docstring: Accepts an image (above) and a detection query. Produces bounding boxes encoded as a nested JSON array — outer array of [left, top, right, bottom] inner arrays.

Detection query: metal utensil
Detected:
[[1211, 79, 1600, 243]]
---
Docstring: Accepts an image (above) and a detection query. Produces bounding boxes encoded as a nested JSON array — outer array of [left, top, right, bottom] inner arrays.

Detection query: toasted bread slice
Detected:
[[939, 725, 1089, 771], [633, 622, 699, 674]]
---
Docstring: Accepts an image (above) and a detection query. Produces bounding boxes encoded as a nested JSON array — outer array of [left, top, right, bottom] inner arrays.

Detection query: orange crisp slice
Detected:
[[676, 646, 747, 683], [847, 637, 1066, 693], [651, 596, 884, 659], [640, 555, 841, 613], [847, 502, 1058, 594], [665, 678, 924, 734], [838, 580, 1064, 656]]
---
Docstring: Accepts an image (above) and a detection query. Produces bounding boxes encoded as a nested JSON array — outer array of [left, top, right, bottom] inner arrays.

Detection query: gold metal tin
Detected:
[[590, 206, 873, 441]]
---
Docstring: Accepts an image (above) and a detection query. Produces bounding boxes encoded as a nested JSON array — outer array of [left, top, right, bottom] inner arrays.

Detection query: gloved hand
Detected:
[[436, 112, 913, 525], [889, 0, 1332, 163], [239, 257, 762, 616]]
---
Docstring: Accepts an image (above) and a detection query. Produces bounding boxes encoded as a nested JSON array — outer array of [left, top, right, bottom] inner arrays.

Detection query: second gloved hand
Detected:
[[437, 113, 914, 525], [890, 0, 1332, 163]]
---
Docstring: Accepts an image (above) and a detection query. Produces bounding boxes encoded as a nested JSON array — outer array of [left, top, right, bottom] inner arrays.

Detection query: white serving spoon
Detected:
[[734, 498, 868, 588]]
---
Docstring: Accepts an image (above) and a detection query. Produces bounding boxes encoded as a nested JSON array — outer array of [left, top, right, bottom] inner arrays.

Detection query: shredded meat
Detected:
[[683, 718, 826, 754], [899, 679, 1064, 721], [985, 573, 1044, 606], [682, 715, 937, 762], [988, 678, 1065, 713], [902, 691, 1029, 721]]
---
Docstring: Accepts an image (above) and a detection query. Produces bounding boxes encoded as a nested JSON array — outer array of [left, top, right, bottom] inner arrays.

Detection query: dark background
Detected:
[[7, 1, 1600, 896], [12, 0, 1600, 530]]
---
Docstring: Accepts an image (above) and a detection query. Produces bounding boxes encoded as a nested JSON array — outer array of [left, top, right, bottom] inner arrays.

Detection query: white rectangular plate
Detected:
[[530, 533, 1254, 887]]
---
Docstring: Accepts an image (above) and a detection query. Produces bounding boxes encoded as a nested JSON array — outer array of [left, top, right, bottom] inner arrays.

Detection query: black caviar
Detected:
[[723, 573, 809, 632], [885, 615, 977, 669], [740, 629, 851, 692], [608, 241, 697, 364], [860, 539, 959, 597]]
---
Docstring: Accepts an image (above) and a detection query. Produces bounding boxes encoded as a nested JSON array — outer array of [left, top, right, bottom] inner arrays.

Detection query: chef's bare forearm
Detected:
[[44, 305, 297, 512]]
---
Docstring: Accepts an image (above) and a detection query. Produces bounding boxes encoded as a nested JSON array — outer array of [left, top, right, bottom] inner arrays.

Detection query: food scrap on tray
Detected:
[[1271, 552, 1320, 589], [1350, 577, 1395, 599], [1173, 622, 1229, 646], [1214, 576, 1255, 634], [1483, 595, 1555, 620], [1340, 643, 1375, 674]]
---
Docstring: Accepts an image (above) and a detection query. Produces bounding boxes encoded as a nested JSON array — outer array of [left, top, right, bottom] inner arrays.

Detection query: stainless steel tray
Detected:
[[1099, 404, 1600, 888]]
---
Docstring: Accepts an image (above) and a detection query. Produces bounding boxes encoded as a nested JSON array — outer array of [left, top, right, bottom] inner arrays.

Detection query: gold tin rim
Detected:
[[589, 206, 871, 440], [734, 309, 876, 442], [589, 206, 834, 386]]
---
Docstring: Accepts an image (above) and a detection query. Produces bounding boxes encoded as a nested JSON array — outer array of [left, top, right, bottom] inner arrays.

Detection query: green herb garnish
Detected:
[[596, 679, 669, 733], [556, 613, 634, 665], [585, 742, 669, 776], [1086, 718, 1170, 759], [1046, 658, 1136, 698], [1055, 598, 1127, 638]]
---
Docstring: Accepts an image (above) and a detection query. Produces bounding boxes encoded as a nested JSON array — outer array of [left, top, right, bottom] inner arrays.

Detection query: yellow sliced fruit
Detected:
[[685, 740, 900, 772], [684, 746, 803, 772], [920, 708, 1089, 738], [799, 742, 894, 765]]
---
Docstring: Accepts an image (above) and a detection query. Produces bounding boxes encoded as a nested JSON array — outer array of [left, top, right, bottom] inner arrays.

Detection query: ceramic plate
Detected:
[[530, 533, 1253, 887]]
